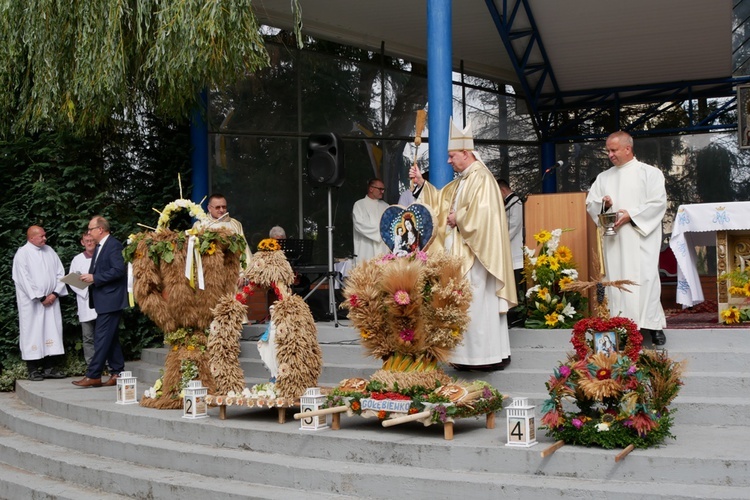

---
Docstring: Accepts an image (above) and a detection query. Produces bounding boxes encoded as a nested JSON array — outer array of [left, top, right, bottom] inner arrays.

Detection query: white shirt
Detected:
[[69, 252, 98, 322]]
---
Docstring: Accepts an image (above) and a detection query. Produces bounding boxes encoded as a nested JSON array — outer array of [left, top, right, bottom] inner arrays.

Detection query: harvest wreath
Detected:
[[541, 315, 684, 449], [301, 248, 506, 438]]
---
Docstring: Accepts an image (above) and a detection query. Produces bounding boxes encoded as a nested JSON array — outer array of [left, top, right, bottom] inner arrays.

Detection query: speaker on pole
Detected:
[[307, 133, 345, 187]]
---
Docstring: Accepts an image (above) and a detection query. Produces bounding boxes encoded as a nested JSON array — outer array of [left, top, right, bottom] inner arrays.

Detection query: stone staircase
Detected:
[[0, 323, 748, 499]]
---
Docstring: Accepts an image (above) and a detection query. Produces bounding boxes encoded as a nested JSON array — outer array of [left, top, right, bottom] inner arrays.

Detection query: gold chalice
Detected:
[[598, 212, 618, 236]]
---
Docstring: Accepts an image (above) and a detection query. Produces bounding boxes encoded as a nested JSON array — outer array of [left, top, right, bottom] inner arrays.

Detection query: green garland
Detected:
[[123, 229, 247, 268], [325, 380, 503, 424]]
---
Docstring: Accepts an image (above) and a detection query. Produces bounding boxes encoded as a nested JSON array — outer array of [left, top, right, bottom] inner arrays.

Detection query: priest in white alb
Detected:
[[12, 225, 68, 381], [409, 120, 517, 371], [352, 178, 389, 266], [586, 130, 668, 345]]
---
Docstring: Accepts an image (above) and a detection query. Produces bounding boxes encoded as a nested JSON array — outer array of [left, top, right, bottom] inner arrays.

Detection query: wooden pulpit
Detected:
[[524, 191, 599, 287]]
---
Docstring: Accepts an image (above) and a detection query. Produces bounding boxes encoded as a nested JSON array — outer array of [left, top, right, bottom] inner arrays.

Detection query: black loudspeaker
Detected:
[[307, 133, 345, 187]]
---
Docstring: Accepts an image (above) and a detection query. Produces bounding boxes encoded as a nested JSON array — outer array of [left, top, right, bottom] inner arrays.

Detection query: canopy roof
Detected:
[[254, 0, 733, 103]]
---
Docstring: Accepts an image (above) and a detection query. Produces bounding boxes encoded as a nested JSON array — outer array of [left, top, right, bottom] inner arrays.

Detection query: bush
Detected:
[[0, 117, 191, 391]]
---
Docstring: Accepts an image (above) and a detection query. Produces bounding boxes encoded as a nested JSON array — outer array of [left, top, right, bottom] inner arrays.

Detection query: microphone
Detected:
[[544, 160, 565, 175]]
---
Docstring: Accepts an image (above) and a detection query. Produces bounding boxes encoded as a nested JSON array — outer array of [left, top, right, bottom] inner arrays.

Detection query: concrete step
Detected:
[[0, 452, 130, 500], [0, 399, 354, 499], [5, 381, 750, 495]]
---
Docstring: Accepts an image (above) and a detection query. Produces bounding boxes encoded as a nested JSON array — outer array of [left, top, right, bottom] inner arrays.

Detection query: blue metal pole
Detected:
[[427, 0, 452, 189], [541, 141, 557, 193], [191, 90, 209, 205]]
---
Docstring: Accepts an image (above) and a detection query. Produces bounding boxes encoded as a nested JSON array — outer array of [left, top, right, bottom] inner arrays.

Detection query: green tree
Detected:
[[0, 115, 191, 377], [0, 0, 303, 137]]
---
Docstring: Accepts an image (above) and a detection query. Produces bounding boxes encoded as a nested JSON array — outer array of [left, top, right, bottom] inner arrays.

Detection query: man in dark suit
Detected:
[[72, 216, 127, 388]]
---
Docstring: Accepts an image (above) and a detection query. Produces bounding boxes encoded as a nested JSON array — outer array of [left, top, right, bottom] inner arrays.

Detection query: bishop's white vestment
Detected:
[[586, 158, 667, 330], [418, 160, 517, 366], [12, 242, 68, 360]]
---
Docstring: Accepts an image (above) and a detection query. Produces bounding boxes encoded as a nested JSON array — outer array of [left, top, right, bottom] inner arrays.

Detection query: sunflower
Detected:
[[545, 312, 560, 326], [721, 306, 741, 324], [257, 238, 281, 252], [534, 230, 552, 244], [547, 256, 560, 271], [555, 245, 573, 263]]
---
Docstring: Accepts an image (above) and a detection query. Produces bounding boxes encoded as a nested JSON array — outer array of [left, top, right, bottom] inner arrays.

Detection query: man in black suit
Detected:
[[72, 216, 127, 388]]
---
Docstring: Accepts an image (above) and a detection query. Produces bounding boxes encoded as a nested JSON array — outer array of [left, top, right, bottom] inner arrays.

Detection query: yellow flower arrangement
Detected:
[[257, 238, 281, 252], [718, 268, 750, 323], [523, 228, 587, 328]]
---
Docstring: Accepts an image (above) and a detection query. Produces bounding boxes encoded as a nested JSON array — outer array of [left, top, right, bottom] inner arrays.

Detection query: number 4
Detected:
[[510, 419, 524, 440]]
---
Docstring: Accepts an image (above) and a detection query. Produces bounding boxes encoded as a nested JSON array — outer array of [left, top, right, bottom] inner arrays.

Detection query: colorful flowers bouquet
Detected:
[[718, 268, 750, 324], [523, 228, 587, 328], [541, 316, 684, 449]]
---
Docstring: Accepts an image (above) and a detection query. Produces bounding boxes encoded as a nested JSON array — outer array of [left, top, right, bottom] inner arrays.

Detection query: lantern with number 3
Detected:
[[505, 397, 537, 447]]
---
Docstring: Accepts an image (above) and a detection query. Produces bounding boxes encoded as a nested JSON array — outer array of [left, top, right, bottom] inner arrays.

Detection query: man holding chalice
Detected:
[[586, 131, 668, 346]]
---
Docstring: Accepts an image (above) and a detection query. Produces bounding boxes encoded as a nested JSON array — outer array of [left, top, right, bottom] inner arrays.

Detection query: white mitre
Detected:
[[447, 118, 474, 151]]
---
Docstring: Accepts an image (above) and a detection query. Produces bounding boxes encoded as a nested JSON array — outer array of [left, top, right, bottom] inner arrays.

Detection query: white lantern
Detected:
[[299, 387, 328, 430], [505, 397, 537, 447], [115, 371, 138, 405], [183, 380, 208, 419]]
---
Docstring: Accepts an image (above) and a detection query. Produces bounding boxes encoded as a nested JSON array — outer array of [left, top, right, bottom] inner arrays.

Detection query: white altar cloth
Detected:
[[670, 201, 750, 307]]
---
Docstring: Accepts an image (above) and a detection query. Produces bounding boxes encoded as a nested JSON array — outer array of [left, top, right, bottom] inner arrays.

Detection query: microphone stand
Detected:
[[302, 186, 343, 327], [508, 161, 565, 209]]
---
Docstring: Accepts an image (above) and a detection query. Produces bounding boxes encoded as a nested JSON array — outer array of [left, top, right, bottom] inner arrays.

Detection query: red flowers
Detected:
[[399, 328, 415, 342], [369, 391, 411, 401], [348, 294, 359, 308]]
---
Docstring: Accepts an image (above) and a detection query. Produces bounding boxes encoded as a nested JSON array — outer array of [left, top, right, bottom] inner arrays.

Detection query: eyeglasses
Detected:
[[372, 187, 385, 192], [87, 226, 100, 233]]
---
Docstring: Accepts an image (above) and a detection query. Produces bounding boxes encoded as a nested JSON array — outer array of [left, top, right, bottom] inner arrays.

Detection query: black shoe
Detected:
[[650, 330, 667, 346], [28, 368, 44, 382], [42, 367, 66, 379], [449, 363, 472, 372]]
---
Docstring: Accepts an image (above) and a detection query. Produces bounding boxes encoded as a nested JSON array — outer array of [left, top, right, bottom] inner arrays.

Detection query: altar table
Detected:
[[669, 201, 750, 308]]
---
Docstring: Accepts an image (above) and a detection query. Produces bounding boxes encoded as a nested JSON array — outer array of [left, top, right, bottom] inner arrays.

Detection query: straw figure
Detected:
[[210, 238, 322, 402], [125, 197, 247, 409]]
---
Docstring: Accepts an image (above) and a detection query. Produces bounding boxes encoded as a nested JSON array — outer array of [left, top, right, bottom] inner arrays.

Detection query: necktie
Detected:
[[89, 244, 100, 273], [88, 244, 100, 309]]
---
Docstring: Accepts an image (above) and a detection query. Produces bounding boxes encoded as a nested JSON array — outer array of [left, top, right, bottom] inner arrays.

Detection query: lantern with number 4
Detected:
[[505, 397, 537, 447], [183, 380, 208, 419], [116, 371, 137, 405], [299, 387, 328, 430]]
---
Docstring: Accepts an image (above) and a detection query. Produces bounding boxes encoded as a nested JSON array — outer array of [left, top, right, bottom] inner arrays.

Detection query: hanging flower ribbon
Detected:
[[184, 234, 206, 290], [127, 262, 135, 307]]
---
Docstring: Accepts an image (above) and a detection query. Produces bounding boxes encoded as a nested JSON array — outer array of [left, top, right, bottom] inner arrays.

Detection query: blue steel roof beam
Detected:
[[696, 98, 736, 127], [552, 122, 739, 143], [538, 77, 750, 113], [539, 83, 738, 131], [484, 0, 563, 138], [551, 94, 739, 142]]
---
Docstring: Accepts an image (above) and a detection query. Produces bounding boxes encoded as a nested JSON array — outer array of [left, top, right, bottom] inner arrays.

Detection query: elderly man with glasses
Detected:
[[352, 178, 389, 266], [72, 216, 127, 388]]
